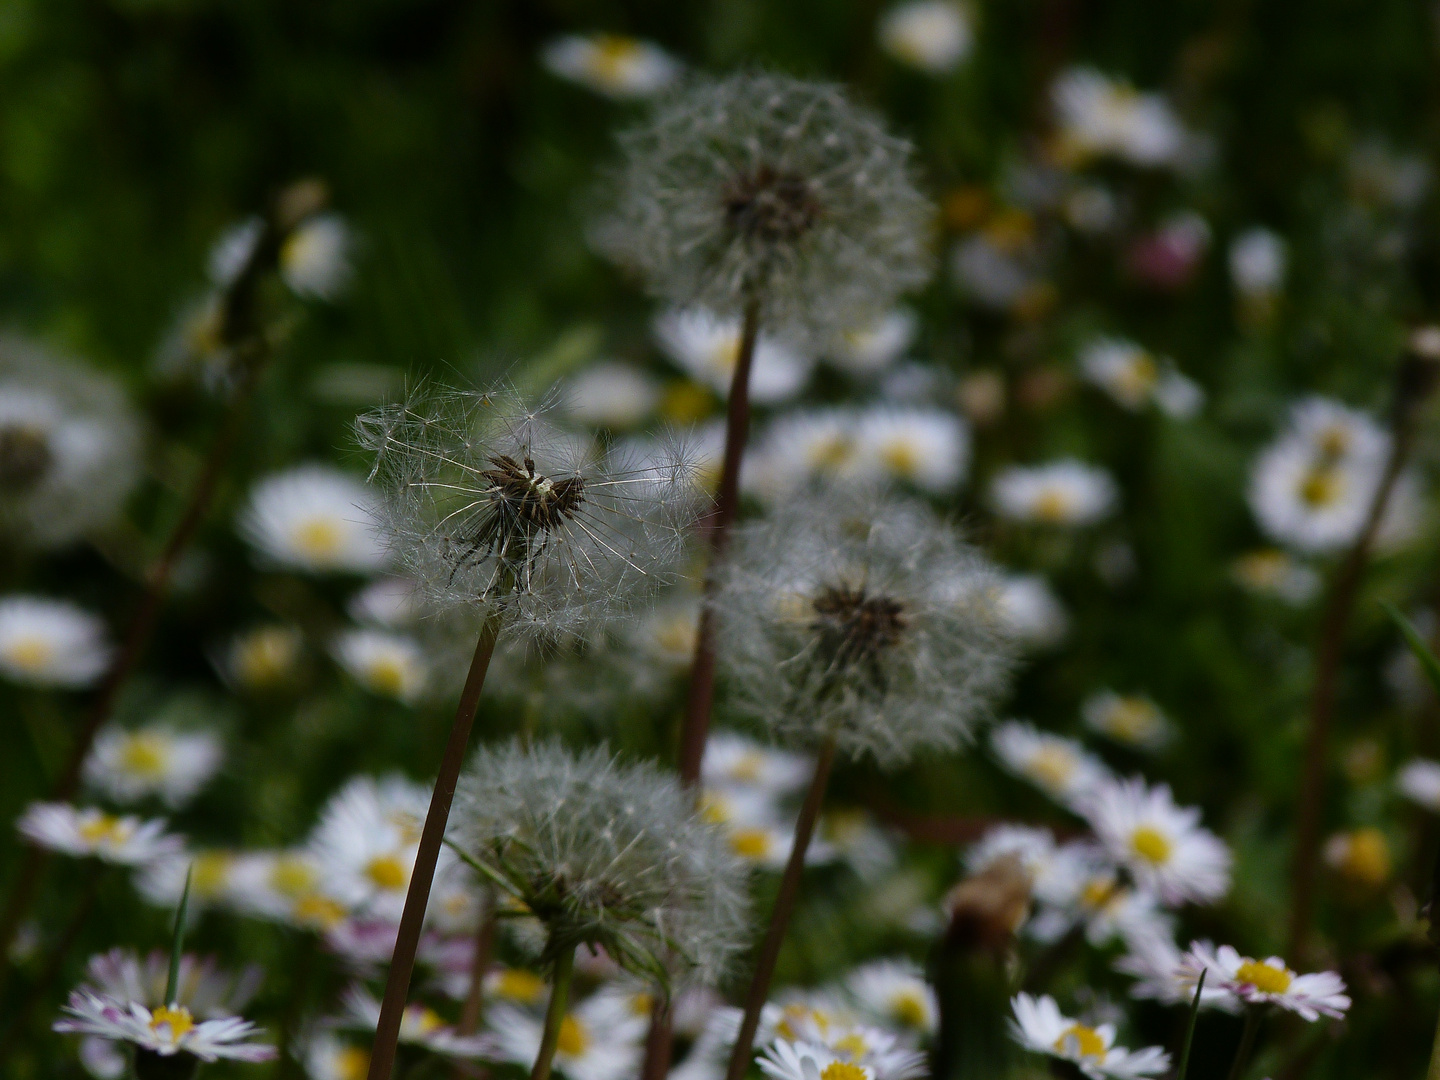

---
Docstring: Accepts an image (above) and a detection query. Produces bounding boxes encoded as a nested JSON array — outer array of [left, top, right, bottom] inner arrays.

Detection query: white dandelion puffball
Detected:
[[1010, 992, 1169, 1079], [714, 489, 1014, 766], [541, 33, 681, 99], [596, 71, 933, 345], [84, 725, 223, 808], [0, 595, 109, 688], [654, 308, 814, 404], [454, 741, 750, 985], [330, 627, 428, 704], [279, 213, 353, 301], [0, 336, 142, 551], [239, 464, 388, 573], [990, 459, 1118, 527], [1051, 66, 1185, 169], [878, 1, 973, 75], [355, 383, 703, 640]]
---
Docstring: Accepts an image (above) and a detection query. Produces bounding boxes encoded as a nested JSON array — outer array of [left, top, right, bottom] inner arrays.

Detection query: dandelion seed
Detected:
[[0, 595, 110, 688]]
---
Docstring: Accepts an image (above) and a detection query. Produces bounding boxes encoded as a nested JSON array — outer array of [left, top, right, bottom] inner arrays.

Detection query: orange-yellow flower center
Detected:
[[1299, 468, 1342, 508], [78, 814, 128, 847], [149, 1004, 195, 1043], [333, 1046, 370, 1080], [1235, 959, 1293, 995], [1130, 825, 1172, 865], [1027, 745, 1076, 789], [821, 1062, 869, 1080], [557, 1015, 588, 1057], [292, 893, 348, 929], [493, 968, 547, 1004], [890, 991, 930, 1029], [1055, 1023, 1105, 1059], [729, 829, 773, 860], [293, 518, 344, 560], [118, 734, 169, 777], [366, 854, 408, 891], [1032, 488, 1074, 523]]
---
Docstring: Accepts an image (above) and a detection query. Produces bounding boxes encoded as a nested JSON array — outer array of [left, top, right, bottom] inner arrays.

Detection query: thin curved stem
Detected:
[[529, 945, 576, 1080], [1225, 1009, 1262, 1080], [367, 620, 500, 1080], [724, 735, 838, 1080]]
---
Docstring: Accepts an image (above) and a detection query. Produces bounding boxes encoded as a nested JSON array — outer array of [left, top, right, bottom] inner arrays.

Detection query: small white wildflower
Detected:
[[714, 489, 1014, 767], [84, 725, 223, 808], [994, 573, 1068, 648], [0, 595, 109, 687], [627, 592, 701, 668], [855, 407, 970, 493], [1009, 992, 1169, 1079], [136, 851, 239, 911], [1051, 67, 1185, 169], [208, 218, 263, 286], [1082, 777, 1231, 905], [1179, 942, 1350, 1021], [878, 1, 973, 74], [541, 34, 680, 99], [280, 213, 353, 300], [990, 459, 1118, 526], [702, 732, 812, 797], [655, 308, 814, 404], [1230, 549, 1321, 604], [1229, 228, 1286, 296], [55, 991, 275, 1066], [225, 850, 349, 932], [950, 230, 1043, 312], [299, 1032, 372, 1080], [239, 465, 388, 573], [845, 959, 937, 1036], [828, 309, 917, 376], [338, 984, 495, 1059], [18, 803, 182, 866], [1115, 935, 1238, 1011], [330, 628, 428, 704], [990, 721, 1111, 809], [215, 625, 304, 691], [74, 948, 263, 1021], [1081, 692, 1174, 751], [563, 362, 661, 427], [1397, 758, 1440, 811], [1028, 854, 1173, 949], [488, 990, 646, 1080], [744, 411, 862, 502], [1323, 827, 1391, 888], [1078, 338, 1203, 418]]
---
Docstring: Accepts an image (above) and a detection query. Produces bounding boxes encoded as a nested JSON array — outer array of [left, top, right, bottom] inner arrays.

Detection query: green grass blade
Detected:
[[1176, 969, 1206, 1080], [164, 865, 193, 1007], [1382, 601, 1440, 697]]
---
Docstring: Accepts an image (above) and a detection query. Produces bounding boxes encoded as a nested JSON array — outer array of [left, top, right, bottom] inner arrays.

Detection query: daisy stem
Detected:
[[1175, 970, 1206, 1080], [529, 944, 576, 1080], [1288, 348, 1438, 962], [367, 618, 501, 1080], [1224, 1008, 1262, 1080], [723, 733, 838, 1080], [676, 296, 761, 787], [452, 900, 496, 1080]]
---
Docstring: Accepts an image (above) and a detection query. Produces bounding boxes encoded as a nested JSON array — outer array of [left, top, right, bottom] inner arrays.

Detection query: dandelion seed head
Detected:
[[595, 71, 934, 345]]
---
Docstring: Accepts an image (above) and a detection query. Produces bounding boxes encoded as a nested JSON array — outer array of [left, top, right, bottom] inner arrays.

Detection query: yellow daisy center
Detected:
[[366, 854, 408, 891], [363, 657, 407, 697], [591, 35, 642, 81], [494, 969, 547, 1004], [118, 733, 170, 778], [1335, 828, 1391, 887], [333, 1046, 370, 1080], [652, 615, 696, 658], [1234, 959, 1293, 994], [1118, 354, 1159, 398], [658, 382, 714, 424], [270, 856, 317, 897], [292, 517, 344, 560], [4, 635, 53, 672], [1317, 425, 1351, 458], [729, 829, 773, 860], [191, 852, 234, 898], [1106, 698, 1159, 742], [149, 1004, 195, 1044], [807, 435, 856, 472], [1299, 468, 1342, 508], [1130, 825, 1172, 865], [233, 628, 299, 688], [708, 337, 742, 378], [557, 1015, 588, 1057], [1026, 745, 1076, 789], [1032, 488, 1075, 524], [888, 990, 929, 1029], [834, 1033, 869, 1058], [729, 751, 765, 784], [292, 893, 348, 929], [78, 814, 128, 847], [1079, 877, 1120, 910], [1055, 1024, 1106, 1059], [820, 1064, 868, 1080], [629, 991, 653, 1017], [880, 441, 922, 479]]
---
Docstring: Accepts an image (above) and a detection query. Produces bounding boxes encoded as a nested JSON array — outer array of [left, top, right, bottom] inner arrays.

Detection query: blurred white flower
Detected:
[[1115, 934, 1239, 1011], [1081, 691, 1173, 751], [330, 628, 428, 704], [300, 1031, 373, 1080], [878, 1, 973, 74], [1082, 777, 1231, 905], [280, 213, 353, 300], [744, 411, 861, 500], [655, 308, 814, 404], [239, 465, 388, 573], [1010, 992, 1169, 1078], [855, 407, 970, 493], [136, 850, 239, 910], [990, 459, 1118, 526], [703, 732, 812, 797], [208, 218, 263, 286], [1229, 228, 1287, 296], [1028, 855, 1173, 949], [348, 577, 421, 628], [1078, 338, 1203, 418], [541, 34, 681, 99], [1397, 758, 1440, 811], [0, 595, 109, 687], [488, 990, 646, 1080], [563, 362, 660, 427], [17, 803, 182, 866], [1323, 827, 1391, 888], [84, 725, 223, 808], [1052, 67, 1185, 169], [1230, 549, 1321, 604], [628, 593, 701, 668], [217, 625, 304, 691], [950, 230, 1043, 312], [225, 850, 349, 932], [828, 310, 917, 376], [991, 721, 1111, 809], [994, 574, 1068, 648], [1179, 942, 1350, 1021], [845, 958, 937, 1035], [340, 984, 495, 1058]]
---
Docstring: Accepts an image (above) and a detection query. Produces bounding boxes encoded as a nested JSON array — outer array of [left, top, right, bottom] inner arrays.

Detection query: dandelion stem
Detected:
[[724, 733, 838, 1080], [1225, 1008, 1262, 1080], [639, 997, 673, 1080], [367, 618, 501, 1080], [529, 944, 576, 1080], [1288, 346, 1439, 962], [677, 296, 761, 787]]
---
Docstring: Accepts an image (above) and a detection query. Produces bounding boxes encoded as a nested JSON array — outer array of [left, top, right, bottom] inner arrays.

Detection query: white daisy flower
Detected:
[[990, 721, 1111, 809], [744, 411, 862, 501], [1230, 549, 1320, 605], [698, 786, 836, 870], [306, 775, 433, 925], [990, 459, 1118, 527], [1081, 691, 1174, 751], [1078, 338, 1203, 418], [563, 362, 661, 428], [78, 1035, 126, 1079], [1115, 934, 1239, 1011], [654, 308, 814, 404], [845, 959, 937, 1036], [488, 991, 646, 1080], [1397, 758, 1440, 811], [540, 34, 681, 99], [821, 809, 897, 880], [0, 595, 109, 688], [17, 803, 182, 866], [280, 213, 353, 301], [300, 1031, 372, 1080], [217, 624, 304, 691], [225, 850, 349, 931], [1029, 858, 1173, 949], [1179, 942, 1350, 1021], [330, 628, 428, 704], [1051, 67, 1185, 169], [484, 966, 550, 1009], [703, 732, 812, 796], [340, 984, 494, 1058], [994, 574, 1068, 648], [950, 230, 1043, 312], [135, 850, 239, 910], [757, 1038, 874, 1080], [878, 1, 973, 74], [855, 407, 970, 493], [83, 725, 223, 808], [1323, 827, 1391, 888], [828, 310, 917, 376], [628, 593, 701, 667], [1009, 992, 1169, 1079], [239, 465, 388, 573], [54, 989, 276, 1064], [1229, 228, 1286, 297], [1082, 777, 1231, 905], [760, 1007, 925, 1080], [348, 576, 421, 628]]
